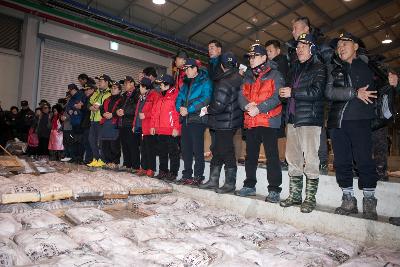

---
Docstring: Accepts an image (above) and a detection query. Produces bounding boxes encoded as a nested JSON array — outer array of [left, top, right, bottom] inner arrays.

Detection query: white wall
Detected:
[[0, 49, 21, 110]]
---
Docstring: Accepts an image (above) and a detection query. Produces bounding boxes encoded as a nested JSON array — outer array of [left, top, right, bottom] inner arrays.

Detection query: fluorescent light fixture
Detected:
[[382, 34, 392, 44], [110, 41, 119, 51], [153, 0, 166, 4]]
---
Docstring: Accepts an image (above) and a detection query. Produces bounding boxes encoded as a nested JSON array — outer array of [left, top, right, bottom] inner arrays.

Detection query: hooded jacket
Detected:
[[207, 68, 243, 130]]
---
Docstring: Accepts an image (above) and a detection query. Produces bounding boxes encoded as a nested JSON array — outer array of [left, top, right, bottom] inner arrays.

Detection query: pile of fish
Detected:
[[0, 194, 398, 266]]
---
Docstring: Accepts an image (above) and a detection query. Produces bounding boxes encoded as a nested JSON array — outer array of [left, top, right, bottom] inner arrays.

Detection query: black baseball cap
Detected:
[[119, 76, 135, 84], [245, 44, 267, 57], [95, 74, 111, 82], [173, 49, 189, 59], [67, 83, 78, 91], [295, 33, 315, 46], [155, 74, 175, 86], [331, 32, 360, 48], [221, 52, 238, 68], [139, 77, 153, 89], [21, 100, 28, 106]]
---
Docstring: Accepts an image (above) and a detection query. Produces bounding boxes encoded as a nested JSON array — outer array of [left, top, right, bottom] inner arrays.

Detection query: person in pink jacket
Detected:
[[151, 74, 181, 181], [48, 104, 64, 161]]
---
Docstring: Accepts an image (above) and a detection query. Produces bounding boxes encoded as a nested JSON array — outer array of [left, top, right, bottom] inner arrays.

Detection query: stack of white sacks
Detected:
[[0, 195, 398, 266]]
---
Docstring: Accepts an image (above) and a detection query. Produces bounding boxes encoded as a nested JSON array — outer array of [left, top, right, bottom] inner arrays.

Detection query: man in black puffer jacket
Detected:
[[200, 52, 243, 194], [279, 33, 327, 213], [117, 76, 140, 170], [325, 32, 379, 220]]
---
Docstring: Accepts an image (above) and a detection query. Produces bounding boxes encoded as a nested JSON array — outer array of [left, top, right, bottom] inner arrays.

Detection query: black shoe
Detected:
[[155, 171, 168, 180], [280, 160, 288, 171], [363, 197, 378, 220], [335, 194, 358, 215], [319, 163, 328, 175], [389, 217, 400, 226]]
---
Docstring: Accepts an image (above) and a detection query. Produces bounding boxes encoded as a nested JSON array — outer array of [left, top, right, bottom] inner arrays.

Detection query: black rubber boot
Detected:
[[199, 165, 222, 189], [216, 167, 237, 194]]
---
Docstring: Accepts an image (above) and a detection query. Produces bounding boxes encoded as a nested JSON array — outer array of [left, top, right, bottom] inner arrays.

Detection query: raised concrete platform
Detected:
[[173, 184, 400, 248], [179, 161, 400, 218], [171, 161, 400, 247]]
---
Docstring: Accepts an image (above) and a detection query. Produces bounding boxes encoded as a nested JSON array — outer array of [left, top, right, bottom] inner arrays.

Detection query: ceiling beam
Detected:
[[321, 0, 394, 34], [300, 0, 333, 26], [177, 0, 245, 39], [359, 16, 400, 40], [225, 1, 306, 50], [369, 39, 400, 55], [385, 55, 400, 63], [117, 0, 137, 17]]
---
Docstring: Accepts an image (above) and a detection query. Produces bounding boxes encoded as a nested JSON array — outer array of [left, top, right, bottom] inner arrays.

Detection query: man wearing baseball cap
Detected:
[[87, 74, 112, 167], [176, 58, 213, 185], [236, 44, 283, 202], [279, 33, 327, 213], [325, 32, 379, 220], [200, 51, 243, 193]]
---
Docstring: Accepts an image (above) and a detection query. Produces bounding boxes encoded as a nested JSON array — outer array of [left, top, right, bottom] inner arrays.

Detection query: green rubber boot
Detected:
[[300, 178, 319, 213], [280, 176, 303, 207]]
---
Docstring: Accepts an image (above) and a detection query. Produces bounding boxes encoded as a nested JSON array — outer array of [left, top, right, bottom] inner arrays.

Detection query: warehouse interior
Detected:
[[0, 0, 399, 266]]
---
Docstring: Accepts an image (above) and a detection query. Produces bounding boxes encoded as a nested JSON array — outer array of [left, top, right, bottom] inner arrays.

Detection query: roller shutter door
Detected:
[[39, 39, 165, 105]]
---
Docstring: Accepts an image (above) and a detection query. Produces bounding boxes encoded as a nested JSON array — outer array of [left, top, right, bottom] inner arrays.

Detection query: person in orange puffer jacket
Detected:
[[151, 74, 181, 181], [132, 77, 160, 177], [237, 43, 284, 203]]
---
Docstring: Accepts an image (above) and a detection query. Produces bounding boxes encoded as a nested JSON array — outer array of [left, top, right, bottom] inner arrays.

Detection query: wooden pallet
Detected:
[[0, 156, 24, 172]]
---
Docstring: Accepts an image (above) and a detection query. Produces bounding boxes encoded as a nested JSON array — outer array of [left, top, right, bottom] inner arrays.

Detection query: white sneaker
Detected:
[[61, 157, 72, 162]]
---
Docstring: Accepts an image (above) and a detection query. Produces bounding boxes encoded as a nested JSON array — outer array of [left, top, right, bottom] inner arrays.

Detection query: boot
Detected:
[[335, 194, 358, 215], [300, 178, 319, 213], [363, 197, 378, 220], [389, 217, 400, 226], [216, 167, 237, 194], [199, 165, 222, 189], [280, 176, 303, 207]]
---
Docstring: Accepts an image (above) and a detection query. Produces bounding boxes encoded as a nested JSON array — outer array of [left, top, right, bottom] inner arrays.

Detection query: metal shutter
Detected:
[[39, 39, 165, 105], [0, 14, 22, 51]]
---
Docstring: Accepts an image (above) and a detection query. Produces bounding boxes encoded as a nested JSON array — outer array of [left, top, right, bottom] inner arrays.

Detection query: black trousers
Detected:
[[119, 128, 141, 169], [158, 135, 180, 175], [82, 128, 92, 163], [71, 126, 84, 162], [38, 137, 49, 155], [319, 127, 329, 164], [372, 126, 388, 179], [210, 129, 237, 168], [181, 122, 206, 179], [330, 120, 378, 189], [102, 138, 121, 164], [244, 127, 282, 193], [141, 135, 157, 171]]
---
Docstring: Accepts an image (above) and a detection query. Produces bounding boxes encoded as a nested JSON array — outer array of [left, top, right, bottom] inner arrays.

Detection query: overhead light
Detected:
[[110, 41, 119, 51], [382, 34, 392, 44], [343, 0, 352, 2], [153, 0, 166, 4]]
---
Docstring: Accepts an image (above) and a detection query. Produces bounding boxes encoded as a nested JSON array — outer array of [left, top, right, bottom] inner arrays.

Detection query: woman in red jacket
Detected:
[[151, 74, 181, 181], [132, 77, 160, 177]]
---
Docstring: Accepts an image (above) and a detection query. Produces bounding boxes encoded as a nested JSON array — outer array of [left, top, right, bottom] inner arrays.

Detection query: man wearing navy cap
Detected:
[[176, 58, 213, 185], [236, 44, 284, 202], [199, 51, 243, 193], [326, 32, 379, 220], [279, 33, 327, 213]]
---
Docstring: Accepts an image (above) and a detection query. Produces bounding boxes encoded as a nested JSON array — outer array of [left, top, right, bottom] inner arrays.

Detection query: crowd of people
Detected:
[[0, 16, 399, 225]]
